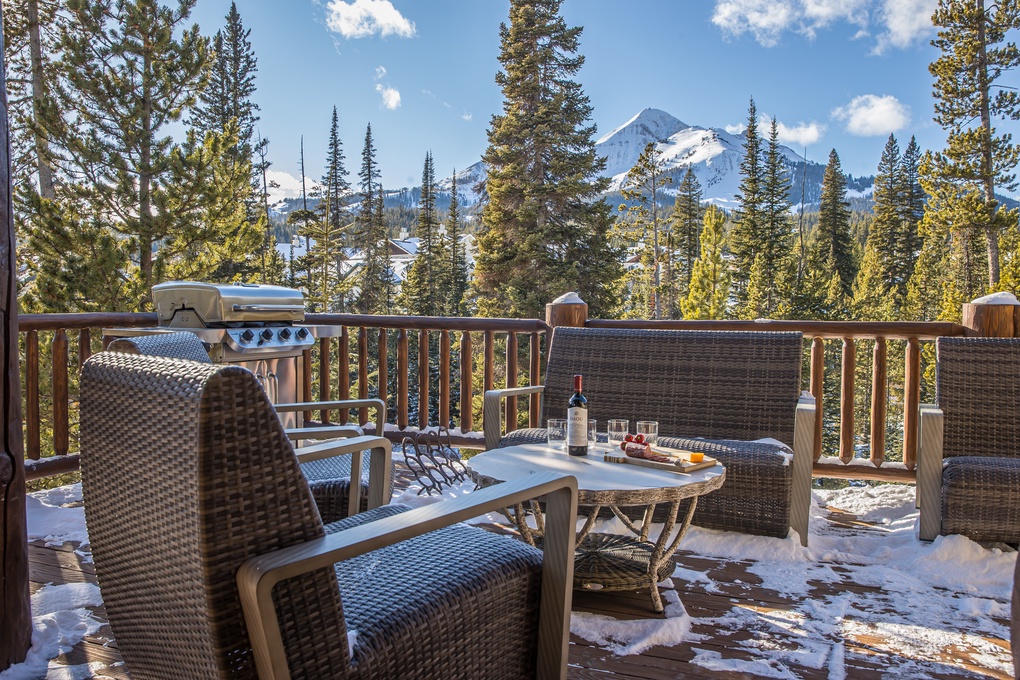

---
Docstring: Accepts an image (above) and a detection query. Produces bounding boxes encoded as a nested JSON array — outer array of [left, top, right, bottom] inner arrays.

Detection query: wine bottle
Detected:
[[566, 374, 588, 456]]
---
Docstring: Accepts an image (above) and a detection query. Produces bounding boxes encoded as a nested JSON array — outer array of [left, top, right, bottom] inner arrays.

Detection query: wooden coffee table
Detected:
[[467, 443, 726, 612]]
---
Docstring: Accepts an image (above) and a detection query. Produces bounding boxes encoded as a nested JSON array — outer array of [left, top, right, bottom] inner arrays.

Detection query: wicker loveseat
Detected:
[[918, 337, 1020, 543], [108, 331, 388, 523], [80, 351, 577, 679], [484, 327, 815, 544]]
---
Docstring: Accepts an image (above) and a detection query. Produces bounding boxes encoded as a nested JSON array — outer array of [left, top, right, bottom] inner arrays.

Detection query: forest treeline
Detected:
[[3, 0, 1019, 330]]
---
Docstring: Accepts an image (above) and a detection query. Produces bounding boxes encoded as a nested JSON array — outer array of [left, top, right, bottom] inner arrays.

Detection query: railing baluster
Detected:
[[358, 327, 369, 426], [870, 338, 887, 467], [52, 330, 68, 457], [78, 328, 91, 369], [840, 337, 856, 464], [25, 331, 39, 461], [810, 337, 824, 461], [377, 328, 388, 427], [529, 332, 541, 428], [506, 332, 518, 431], [460, 331, 472, 433], [439, 330, 451, 428], [302, 348, 313, 425], [398, 329, 409, 430], [484, 330, 494, 394], [319, 337, 331, 424], [903, 337, 921, 471], [418, 329, 429, 428], [339, 326, 350, 423]]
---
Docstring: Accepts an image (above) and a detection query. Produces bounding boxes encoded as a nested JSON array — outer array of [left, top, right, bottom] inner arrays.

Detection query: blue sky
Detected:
[[185, 0, 981, 199]]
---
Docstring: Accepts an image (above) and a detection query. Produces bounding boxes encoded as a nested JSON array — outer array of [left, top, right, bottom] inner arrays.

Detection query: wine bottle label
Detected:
[[567, 407, 587, 446]]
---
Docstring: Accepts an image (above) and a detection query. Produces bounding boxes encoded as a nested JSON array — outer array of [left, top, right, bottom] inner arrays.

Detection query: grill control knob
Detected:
[[279, 328, 292, 340], [240, 329, 255, 343], [296, 328, 309, 340], [260, 329, 274, 342]]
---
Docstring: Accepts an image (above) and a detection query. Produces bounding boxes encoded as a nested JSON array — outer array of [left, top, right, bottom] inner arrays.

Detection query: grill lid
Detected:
[[152, 282, 306, 326]]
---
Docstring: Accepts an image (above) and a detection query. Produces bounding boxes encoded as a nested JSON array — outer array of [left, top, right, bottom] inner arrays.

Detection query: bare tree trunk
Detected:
[[0, 3, 33, 667], [27, 0, 54, 198], [976, 0, 1000, 285]]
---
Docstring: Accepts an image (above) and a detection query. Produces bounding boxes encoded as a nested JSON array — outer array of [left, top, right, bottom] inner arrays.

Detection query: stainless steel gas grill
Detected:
[[105, 282, 320, 426]]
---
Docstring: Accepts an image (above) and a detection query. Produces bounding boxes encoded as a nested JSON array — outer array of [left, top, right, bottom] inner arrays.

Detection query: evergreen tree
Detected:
[[809, 149, 857, 300], [617, 142, 671, 318], [670, 168, 703, 313], [443, 169, 469, 315], [399, 151, 442, 315], [926, 0, 1020, 288], [681, 205, 730, 320], [896, 136, 924, 281], [742, 117, 792, 318], [472, 0, 621, 318], [729, 98, 764, 305], [353, 124, 391, 314]]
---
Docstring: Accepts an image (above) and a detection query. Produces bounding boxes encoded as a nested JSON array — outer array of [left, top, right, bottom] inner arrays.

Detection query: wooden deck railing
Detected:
[[18, 309, 971, 484]]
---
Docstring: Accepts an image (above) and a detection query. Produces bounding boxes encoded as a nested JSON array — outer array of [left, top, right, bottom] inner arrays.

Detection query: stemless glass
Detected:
[[608, 419, 629, 449], [636, 420, 659, 447], [587, 419, 598, 450], [547, 419, 567, 451]]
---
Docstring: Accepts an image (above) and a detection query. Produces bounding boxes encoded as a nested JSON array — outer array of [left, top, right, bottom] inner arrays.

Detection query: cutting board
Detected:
[[603, 449, 719, 474]]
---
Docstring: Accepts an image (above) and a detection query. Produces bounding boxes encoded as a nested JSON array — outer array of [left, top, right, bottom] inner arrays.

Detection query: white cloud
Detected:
[[422, 89, 435, 98], [831, 94, 910, 136], [711, 0, 930, 51], [374, 65, 387, 80], [461, 111, 472, 122], [724, 123, 745, 135], [376, 84, 401, 109], [873, 0, 936, 54], [325, 0, 415, 39], [771, 119, 820, 146]]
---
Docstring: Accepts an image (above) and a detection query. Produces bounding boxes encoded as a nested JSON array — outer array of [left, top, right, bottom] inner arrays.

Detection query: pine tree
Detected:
[[472, 0, 621, 318], [896, 136, 924, 282], [809, 149, 857, 300], [617, 142, 671, 319], [681, 205, 730, 320], [353, 124, 391, 314], [399, 151, 442, 315], [729, 98, 764, 305], [926, 0, 1020, 288], [670, 168, 703, 312], [443, 169, 469, 315], [40, 0, 213, 303]]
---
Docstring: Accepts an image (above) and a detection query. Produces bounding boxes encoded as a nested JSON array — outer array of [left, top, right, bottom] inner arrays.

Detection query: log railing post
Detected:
[[459, 331, 472, 433], [338, 326, 350, 423], [439, 330, 450, 428], [24, 331, 38, 461], [839, 337, 856, 464], [51, 330, 68, 457], [506, 332, 518, 431], [319, 337, 331, 424], [545, 291, 588, 331], [418, 330, 429, 429], [529, 332, 541, 427], [870, 337, 887, 467], [377, 329, 388, 425], [358, 327, 369, 426], [962, 296, 1020, 337], [810, 337, 824, 461], [397, 329, 409, 430], [903, 337, 920, 470]]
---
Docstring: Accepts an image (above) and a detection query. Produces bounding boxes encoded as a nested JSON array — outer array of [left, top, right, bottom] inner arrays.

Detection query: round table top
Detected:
[[467, 443, 726, 506]]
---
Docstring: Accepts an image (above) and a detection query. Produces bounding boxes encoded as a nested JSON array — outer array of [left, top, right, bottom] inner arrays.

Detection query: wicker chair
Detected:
[[80, 351, 577, 680], [918, 337, 1020, 543], [484, 327, 815, 544], [108, 331, 388, 522]]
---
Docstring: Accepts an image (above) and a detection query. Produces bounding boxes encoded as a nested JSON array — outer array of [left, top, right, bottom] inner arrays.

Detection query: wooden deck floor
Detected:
[[28, 497, 1013, 679]]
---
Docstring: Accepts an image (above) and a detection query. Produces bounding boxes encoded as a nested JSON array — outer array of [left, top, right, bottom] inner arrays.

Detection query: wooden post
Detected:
[[545, 292, 588, 330], [962, 295, 1020, 337], [0, 2, 33, 663]]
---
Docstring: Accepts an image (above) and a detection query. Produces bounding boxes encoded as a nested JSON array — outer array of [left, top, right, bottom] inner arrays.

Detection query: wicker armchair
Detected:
[[80, 351, 577, 680], [918, 337, 1020, 543], [484, 327, 815, 544], [107, 331, 389, 522]]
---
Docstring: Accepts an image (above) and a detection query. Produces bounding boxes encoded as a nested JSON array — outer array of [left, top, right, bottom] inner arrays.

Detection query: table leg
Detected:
[[646, 498, 698, 612]]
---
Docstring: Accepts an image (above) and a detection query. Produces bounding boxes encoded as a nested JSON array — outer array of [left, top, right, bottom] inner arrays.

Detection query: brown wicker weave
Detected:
[[919, 337, 1020, 543], [108, 331, 371, 524], [80, 351, 566, 679], [490, 328, 809, 539]]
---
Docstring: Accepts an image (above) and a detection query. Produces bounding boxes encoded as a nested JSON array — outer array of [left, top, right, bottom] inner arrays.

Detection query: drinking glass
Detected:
[[636, 420, 658, 447], [547, 419, 567, 451], [587, 419, 598, 450], [608, 419, 629, 449]]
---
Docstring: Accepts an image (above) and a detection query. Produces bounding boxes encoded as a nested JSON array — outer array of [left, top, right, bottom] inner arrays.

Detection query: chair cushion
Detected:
[[942, 456, 1020, 543], [333, 518, 544, 680], [302, 455, 374, 523]]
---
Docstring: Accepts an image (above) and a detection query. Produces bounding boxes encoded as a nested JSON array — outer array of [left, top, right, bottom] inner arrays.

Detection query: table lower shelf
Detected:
[[572, 533, 676, 593]]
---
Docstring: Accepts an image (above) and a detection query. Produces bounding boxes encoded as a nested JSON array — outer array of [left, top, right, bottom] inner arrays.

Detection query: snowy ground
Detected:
[[2, 481, 1015, 679]]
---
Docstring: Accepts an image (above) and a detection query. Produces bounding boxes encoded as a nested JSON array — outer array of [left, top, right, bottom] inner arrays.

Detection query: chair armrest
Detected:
[[483, 385, 545, 450], [917, 404, 944, 542], [275, 398, 387, 435], [791, 394, 816, 547], [285, 424, 364, 442], [294, 435, 392, 514], [238, 471, 577, 680]]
